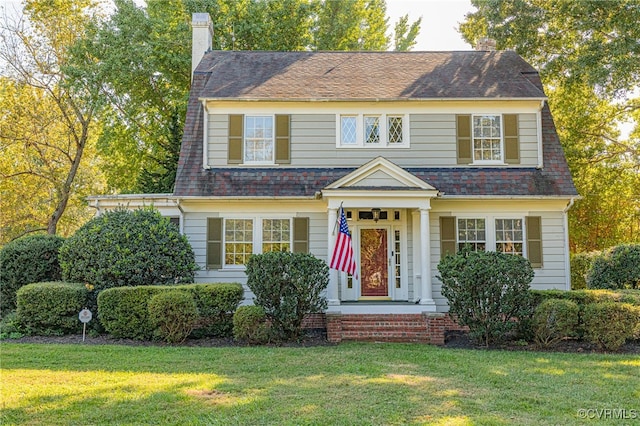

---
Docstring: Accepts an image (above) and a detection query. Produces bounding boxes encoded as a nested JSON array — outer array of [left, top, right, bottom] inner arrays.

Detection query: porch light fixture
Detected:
[[371, 208, 381, 223]]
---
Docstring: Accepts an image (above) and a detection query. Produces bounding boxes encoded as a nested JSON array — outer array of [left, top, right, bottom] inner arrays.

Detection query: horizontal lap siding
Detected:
[[183, 209, 327, 304], [429, 209, 568, 311], [206, 113, 541, 168]]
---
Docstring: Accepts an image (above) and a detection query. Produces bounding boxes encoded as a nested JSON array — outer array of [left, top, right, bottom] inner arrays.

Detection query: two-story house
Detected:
[[90, 13, 578, 343]]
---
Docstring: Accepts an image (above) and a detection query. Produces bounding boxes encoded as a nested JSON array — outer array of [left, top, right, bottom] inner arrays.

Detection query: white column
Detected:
[[419, 208, 436, 309], [327, 207, 340, 305]]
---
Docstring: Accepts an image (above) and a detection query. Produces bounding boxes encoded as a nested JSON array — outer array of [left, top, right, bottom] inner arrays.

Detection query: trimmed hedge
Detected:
[[148, 291, 199, 343], [532, 299, 579, 347], [583, 302, 639, 351], [98, 283, 243, 340], [59, 208, 198, 291], [530, 289, 640, 307], [233, 305, 270, 344], [0, 234, 65, 314], [587, 244, 640, 290], [16, 282, 88, 336]]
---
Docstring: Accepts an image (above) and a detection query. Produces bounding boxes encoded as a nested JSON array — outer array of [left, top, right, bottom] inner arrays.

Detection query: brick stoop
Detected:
[[325, 313, 468, 345]]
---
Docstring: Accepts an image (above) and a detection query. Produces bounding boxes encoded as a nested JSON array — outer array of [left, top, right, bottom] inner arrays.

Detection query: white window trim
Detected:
[[336, 113, 410, 148], [471, 114, 505, 165], [222, 216, 294, 269], [455, 215, 527, 257], [243, 114, 275, 165]]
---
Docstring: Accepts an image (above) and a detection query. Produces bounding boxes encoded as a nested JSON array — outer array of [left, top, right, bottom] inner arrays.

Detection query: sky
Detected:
[[385, 0, 475, 51]]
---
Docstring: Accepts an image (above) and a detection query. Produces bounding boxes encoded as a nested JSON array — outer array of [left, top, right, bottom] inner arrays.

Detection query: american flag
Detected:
[[330, 207, 358, 279]]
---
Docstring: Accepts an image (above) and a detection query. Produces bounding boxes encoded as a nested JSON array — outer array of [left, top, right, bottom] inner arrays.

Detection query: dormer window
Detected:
[[337, 114, 409, 147]]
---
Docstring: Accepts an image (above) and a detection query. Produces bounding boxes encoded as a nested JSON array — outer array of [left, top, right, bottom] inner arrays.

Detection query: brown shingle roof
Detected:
[[174, 51, 576, 198], [196, 50, 546, 100]]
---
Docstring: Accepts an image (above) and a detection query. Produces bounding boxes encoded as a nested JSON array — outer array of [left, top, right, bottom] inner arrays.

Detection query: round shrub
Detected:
[[245, 252, 328, 341], [16, 282, 88, 336], [437, 248, 535, 346], [583, 302, 638, 351], [233, 305, 270, 344], [532, 299, 579, 347], [59, 208, 198, 291], [0, 234, 65, 314], [587, 244, 640, 290], [148, 290, 199, 343]]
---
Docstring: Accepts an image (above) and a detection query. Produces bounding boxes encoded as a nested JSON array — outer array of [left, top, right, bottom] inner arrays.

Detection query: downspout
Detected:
[[175, 198, 185, 234], [563, 197, 575, 290], [536, 100, 545, 169]]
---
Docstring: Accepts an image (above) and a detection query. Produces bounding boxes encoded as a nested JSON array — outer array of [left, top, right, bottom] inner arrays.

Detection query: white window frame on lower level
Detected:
[[337, 113, 409, 148], [456, 215, 526, 257], [223, 216, 293, 269]]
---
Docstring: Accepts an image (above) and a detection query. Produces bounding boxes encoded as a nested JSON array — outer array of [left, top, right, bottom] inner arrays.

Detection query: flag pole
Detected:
[[332, 201, 343, 236]]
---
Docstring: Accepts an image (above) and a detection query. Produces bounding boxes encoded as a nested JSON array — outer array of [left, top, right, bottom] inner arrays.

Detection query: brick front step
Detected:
[[325, 313, 467, 345]]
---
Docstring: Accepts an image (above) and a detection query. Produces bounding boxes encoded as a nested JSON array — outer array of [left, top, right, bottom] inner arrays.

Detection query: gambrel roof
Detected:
[[195, 50, 546, 100], [175, 50, 577, 198]]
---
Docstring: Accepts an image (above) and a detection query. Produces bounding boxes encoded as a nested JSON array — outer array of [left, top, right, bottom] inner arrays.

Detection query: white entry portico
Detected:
[[322, 157, 439, 313]]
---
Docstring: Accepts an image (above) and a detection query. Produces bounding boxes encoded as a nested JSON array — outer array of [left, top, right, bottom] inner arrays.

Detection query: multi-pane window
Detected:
[[262, 219, 291, 253], [225, 219, 253, 266], [457, 218, 486, 252], [245, 116, 273, 163], [473, 115, 502, 161], [364, 116, 380, 144], [388, 116, 403, 144], [338, 114, 407, 147], [341, 116, 357, 145], [495, 219, 524, 255]]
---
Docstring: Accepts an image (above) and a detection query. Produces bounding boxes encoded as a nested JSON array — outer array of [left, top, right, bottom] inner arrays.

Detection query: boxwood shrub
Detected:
[[233, 305, 271, 344], [570, 251, 600, 290], [148, 291, 199, 343], [98, 283, 243, 340], [59, 208, 198, 292], [532, 299, 579, 347], [583, 302, 639, 351], [16, 282, 88, 336], [0, 234, 65, 315]]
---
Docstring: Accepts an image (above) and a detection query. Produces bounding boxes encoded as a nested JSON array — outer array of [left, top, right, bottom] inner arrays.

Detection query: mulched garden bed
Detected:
[[444, 330, 640, 354], [6, 329, 640, 354]]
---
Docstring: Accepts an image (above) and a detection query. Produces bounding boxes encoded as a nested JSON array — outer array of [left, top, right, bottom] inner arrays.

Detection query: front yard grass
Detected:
[[1, 342, 638, 425]]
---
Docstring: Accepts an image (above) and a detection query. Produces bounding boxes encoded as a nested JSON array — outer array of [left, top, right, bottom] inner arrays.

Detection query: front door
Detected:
[[360, 228, 389, 297]]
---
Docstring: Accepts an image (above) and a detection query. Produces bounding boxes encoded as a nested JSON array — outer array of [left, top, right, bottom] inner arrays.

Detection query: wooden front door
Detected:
[[360, 228, 389, 297]]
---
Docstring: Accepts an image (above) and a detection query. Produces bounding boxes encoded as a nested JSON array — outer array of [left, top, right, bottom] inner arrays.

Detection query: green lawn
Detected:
[[1, 342, 638, 425]]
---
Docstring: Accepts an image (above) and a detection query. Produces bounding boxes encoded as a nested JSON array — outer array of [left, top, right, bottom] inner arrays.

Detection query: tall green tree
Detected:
[[0, 0, 105, 243], [460, 0, 640, 252], [76, 0, 421, 193]]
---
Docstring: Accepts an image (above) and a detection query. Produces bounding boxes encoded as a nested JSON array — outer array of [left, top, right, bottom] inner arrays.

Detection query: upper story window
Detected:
[[457, 114, 520, 165], [473, 115, 502, 162], [338, 114, 408, 147], [245, 116, 274, 163]]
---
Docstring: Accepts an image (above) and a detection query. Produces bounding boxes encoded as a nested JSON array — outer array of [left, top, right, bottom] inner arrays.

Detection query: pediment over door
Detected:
[[324, 156, 438, 191]]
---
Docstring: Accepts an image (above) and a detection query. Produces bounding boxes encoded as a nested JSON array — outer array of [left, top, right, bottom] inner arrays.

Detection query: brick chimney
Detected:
[[191, 13, 213, 78], [476, 37, 497, 51]]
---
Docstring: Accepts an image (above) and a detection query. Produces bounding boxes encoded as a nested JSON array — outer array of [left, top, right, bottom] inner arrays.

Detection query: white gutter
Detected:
[[563, 197, 576, 290], [198, 97, 548, 103]]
